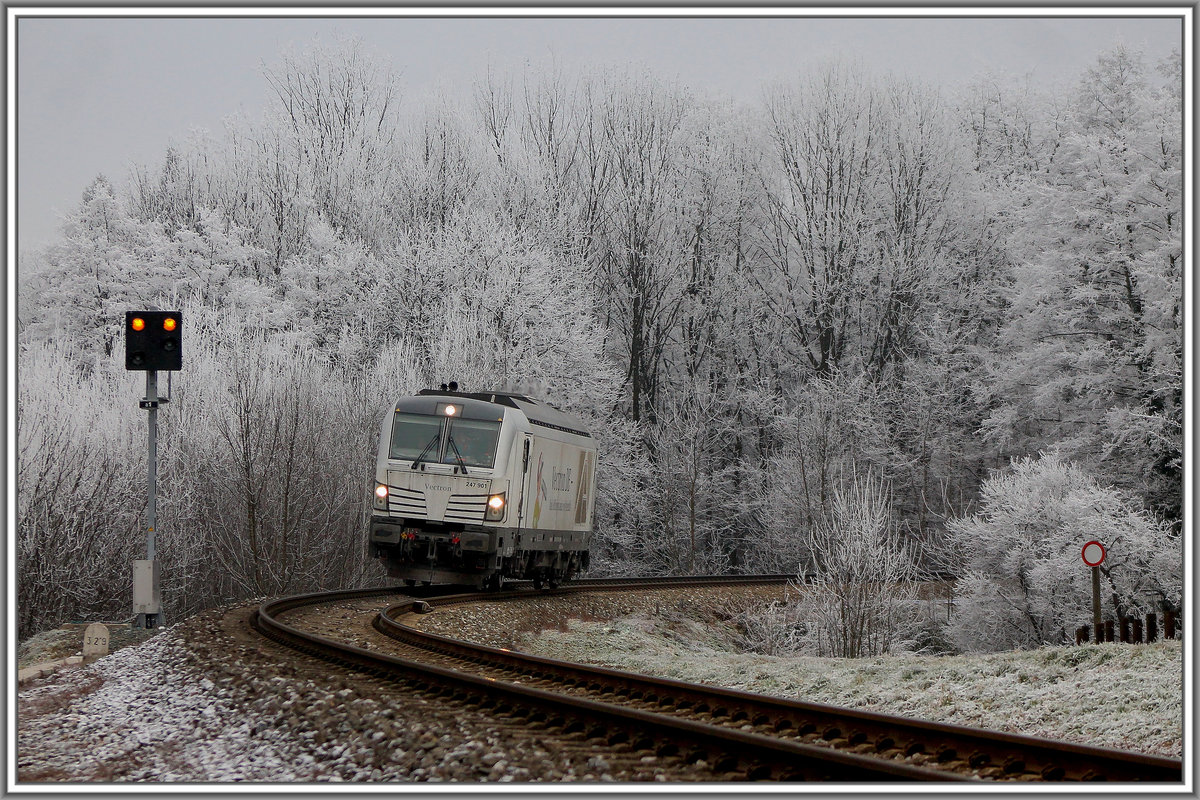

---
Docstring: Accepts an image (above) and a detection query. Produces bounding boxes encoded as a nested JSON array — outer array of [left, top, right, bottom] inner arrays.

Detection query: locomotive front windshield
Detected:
[[389, 412, 501, 468]]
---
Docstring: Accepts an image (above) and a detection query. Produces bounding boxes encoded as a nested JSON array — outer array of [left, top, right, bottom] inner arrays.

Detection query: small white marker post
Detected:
[[1082, 540, 1107, 643], [82, 623, 110, 661]]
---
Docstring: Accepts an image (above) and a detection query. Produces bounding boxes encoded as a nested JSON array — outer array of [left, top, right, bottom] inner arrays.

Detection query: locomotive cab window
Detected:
[[444, 418, 501, 468], [389, 412, 501, 468], [389, 413, 444, 461]]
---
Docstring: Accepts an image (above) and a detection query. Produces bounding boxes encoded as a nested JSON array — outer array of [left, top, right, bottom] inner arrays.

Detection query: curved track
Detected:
[[253, 577, 1182, 783]]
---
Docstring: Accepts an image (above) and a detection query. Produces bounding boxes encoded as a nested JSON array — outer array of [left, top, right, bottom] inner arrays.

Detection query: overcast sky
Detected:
[[13, 12, 1183, 251]]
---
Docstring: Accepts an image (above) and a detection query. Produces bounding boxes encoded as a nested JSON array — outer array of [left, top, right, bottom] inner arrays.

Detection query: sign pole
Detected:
[[146, 369, 157, 564], [1082, 540, 1107, 644], [134, 370, 162, 630]]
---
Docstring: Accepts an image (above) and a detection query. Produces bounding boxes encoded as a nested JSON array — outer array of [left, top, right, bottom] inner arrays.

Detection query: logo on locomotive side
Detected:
[[533, 455, 546, 527], [574, 451, 593, 524], [552, 467, 573, 492]]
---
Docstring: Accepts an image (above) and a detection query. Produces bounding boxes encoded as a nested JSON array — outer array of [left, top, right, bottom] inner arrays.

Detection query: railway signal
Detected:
[[125, 309, 181, 630], [125, 310, 182, 371]]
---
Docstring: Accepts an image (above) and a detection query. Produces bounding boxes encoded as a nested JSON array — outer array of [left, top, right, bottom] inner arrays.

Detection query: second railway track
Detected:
[[253, 577, 1183, 784]]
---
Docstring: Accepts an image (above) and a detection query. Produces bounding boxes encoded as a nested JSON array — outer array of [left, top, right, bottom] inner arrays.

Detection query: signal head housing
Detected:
[[125, 310, 182, 371]]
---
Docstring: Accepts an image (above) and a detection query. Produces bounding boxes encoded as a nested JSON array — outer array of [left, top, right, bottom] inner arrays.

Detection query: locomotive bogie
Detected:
[[369, 389, 596, 590]]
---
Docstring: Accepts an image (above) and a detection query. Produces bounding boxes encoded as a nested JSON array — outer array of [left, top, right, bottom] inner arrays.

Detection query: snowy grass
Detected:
[[516, 611, 1184, 758]]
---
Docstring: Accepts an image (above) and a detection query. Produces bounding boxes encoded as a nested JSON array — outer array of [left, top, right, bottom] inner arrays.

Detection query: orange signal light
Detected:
[[131, 317, 146, 332], [162, 317, 177, 332]]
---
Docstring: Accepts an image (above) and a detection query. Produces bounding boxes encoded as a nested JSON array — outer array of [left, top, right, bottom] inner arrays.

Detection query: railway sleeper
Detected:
[[712, 755, 739, 773], [745, 763, 773, 781], [631, 734, 656, 751], [606, 730, 629, 746]]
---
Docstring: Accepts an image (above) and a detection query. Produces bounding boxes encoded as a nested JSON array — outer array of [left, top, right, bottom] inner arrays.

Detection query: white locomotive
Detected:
[[369, 388, 596, 590]]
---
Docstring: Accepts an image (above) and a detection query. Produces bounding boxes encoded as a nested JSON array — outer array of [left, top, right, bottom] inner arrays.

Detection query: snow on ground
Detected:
[[17, 606, 674, 784], [18, 627, 305, 781], [515, 612, 1184, 758], [17, 597, 1183, 785]]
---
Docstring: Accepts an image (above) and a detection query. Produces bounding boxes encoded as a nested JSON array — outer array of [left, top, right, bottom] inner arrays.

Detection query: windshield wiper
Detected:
[[446, 435, 469, 475], [410, 431, 442, 470]]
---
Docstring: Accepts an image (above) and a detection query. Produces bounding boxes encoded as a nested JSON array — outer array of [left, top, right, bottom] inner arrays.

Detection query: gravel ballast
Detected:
[[17, 604, 652, 783]]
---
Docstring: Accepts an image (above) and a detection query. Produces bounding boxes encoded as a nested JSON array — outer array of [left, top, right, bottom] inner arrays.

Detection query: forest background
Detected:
[[15, 38, 1184, 651]]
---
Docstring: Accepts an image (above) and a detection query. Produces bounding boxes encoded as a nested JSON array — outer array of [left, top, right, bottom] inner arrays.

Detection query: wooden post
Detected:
[[1132, 617, 1143, 644], [1147, 613, 1158, 643], [1104, 620, 1115, 643], [1076, 625, 1088, 645], [1165, 611, 1177, 639], [1120, 617, 1130, 644]]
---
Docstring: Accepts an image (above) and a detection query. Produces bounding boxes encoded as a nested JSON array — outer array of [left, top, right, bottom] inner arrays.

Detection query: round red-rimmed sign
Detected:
[[1082, 540, 1106, 567]]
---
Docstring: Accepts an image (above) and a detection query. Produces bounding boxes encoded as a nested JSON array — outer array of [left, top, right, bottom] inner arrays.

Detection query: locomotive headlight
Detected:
[[374, 483, 389, 508], [485, 492, 506, 521]]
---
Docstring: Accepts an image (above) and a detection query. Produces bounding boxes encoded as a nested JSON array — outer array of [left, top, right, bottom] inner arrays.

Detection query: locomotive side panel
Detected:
[[522, 435, 594, 533], [511, 427, 595, 588]]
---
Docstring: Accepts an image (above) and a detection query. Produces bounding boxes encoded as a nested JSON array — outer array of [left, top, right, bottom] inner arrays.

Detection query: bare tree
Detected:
[[802, 470, 922, 658], [263, 36, 400, 246], [593, 73, 691, 424], [754, 63, 878, 376], [16, 342, 143, 637]]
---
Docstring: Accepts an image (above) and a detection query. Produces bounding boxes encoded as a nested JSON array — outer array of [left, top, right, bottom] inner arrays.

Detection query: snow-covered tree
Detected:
[[15, 40, 1183, 636], [946, 452, 1180, 652], [979, 47, 1183, 521], [263, 35, 401, 249], [800, 470, 923, 658], [16, 341, 143, 637]]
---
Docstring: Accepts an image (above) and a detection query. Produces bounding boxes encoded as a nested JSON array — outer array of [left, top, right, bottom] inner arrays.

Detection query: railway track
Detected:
[[253, 577, 1183, 784]]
